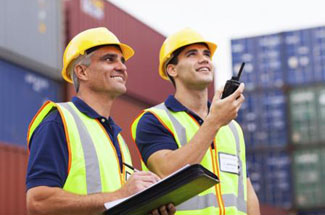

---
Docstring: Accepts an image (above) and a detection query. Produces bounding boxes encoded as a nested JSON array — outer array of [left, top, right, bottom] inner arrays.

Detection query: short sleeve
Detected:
[[135, 112, 178, 164], [26, 110, 69, 191]]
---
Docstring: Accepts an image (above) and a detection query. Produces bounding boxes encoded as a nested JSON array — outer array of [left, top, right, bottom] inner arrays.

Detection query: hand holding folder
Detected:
[[104, 164, 219, 215]]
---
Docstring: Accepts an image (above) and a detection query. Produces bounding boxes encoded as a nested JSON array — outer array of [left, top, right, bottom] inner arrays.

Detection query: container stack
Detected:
[[232, 26, 325, 213], [0, 0, 63, 214]]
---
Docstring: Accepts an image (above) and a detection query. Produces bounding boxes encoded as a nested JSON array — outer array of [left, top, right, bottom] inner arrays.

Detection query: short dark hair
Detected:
[[165, 46, 186, 88]]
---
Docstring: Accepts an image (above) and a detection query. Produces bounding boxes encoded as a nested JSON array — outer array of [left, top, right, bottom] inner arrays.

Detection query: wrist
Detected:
[[204, 115, 222, 133]]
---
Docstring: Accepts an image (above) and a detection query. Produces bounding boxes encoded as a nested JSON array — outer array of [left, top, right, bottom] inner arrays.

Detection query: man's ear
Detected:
[[166, 64, 177, 78], [74, 64, 88, 81]]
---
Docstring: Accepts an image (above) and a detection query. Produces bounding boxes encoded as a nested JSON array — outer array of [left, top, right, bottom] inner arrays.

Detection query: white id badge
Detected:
[[219, 153, 240, 175]]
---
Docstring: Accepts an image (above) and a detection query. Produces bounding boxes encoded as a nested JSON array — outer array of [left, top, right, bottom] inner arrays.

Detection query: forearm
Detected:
[[148, 117, 221, 178], [27, 186, 127, 215], [247, 178, 260, 215]]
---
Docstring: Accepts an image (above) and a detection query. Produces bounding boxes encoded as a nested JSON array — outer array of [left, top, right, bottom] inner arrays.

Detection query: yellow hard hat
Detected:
[[61, 27, 135, 83], [159, 28, 217, 80]]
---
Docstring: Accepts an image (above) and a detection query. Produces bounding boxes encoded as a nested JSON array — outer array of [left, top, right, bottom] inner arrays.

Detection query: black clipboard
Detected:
[[104, 164, 219, 215]]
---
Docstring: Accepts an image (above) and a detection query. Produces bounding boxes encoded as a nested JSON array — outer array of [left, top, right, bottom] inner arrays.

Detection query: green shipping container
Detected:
[[289, 87, 318, 144], [316, 87, 325, 142], [293, 148, 325, 208]]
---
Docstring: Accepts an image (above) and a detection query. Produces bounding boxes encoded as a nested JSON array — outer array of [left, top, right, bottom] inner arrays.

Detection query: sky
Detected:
[[108, 0, 325, 87]]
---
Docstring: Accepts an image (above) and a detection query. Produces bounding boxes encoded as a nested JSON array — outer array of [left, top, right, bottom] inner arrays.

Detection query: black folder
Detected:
[[104, 164, 219, 215]]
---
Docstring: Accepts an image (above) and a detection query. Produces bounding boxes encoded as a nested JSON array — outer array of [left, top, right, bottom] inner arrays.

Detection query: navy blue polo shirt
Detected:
[[26, 97, 123, 191], [135, 95, 211, 164]]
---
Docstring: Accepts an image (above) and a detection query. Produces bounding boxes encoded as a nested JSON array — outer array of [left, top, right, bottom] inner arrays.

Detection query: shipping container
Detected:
[[238, 89, 287, 148], [237, 91, 260, 147], [310, 26, 325, 82], [293, 148, 325, 208], [284, 29, 314, 85], [247, 150, 292, 209], [0, 59, 62, 146], [0, 143, 27, 215], [316, 86, 325, 142], [255, 33, 285, 88], [110, 95, 150, 170], [297, 209, 325, 215], [0, 0, 63, 80], [260, 204, 289, 215], [289, 87, 318, 144], [231, 37, 257, 91], [260, 90, 287, 146]]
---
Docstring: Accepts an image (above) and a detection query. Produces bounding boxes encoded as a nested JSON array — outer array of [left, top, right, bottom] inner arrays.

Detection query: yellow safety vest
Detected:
[[27, 101, 133, 195], [131, 103, 247, 215]]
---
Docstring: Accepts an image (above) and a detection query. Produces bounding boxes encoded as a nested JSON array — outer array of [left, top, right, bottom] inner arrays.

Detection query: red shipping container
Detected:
[[0, 143, 27, 215], [111, 95, 150, 169]]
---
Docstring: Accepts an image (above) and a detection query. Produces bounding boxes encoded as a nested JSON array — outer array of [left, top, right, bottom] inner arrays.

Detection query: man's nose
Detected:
[[198, 54, 210, 64], [116, 60, 127, 71]]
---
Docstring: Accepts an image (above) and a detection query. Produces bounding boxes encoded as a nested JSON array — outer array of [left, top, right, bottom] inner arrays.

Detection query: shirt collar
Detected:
[[71, 96, 120, 129], [164, 95, 211, 112]]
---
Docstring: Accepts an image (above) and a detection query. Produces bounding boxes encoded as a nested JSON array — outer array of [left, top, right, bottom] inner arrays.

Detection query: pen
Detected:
[[123, 162, 139, 172]]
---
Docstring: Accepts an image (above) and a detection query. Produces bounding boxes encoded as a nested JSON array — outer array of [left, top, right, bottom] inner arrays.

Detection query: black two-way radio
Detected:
[[221, 62, 245, 99]]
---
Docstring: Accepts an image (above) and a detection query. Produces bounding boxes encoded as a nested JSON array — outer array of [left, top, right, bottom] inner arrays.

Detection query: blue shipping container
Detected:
[[255, 34, 285, 88], [260, 90, 287, 146], [247, 150, 292, 209], [284, 29, 314, 85], [231, 37, 257, 91], [310, 26, 325, 82], [237, 92, 260, 147], [0, 59, 62, 146], [238, 90, 287, 148]]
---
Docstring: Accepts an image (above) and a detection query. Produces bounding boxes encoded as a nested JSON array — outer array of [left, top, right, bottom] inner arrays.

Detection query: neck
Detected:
[[76, 90, 115, 119], [174, 85, 209, 119]]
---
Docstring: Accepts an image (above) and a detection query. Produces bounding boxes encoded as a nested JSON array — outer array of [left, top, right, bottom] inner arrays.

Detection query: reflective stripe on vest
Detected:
[[59, 102, 102, 194], [228, 122, 247, 213], [153, 103, 247, 214]]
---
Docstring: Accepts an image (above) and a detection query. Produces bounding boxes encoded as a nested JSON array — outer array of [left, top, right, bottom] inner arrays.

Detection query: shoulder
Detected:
[[29, 109, 64, 149], [136, 111, 171, 134]]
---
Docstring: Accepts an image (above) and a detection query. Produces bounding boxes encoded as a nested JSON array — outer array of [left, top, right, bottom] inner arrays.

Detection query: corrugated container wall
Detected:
[[238, 90, 287, 148], [255, 34, 285, 89], [0, 0, 63, 80], [231, 34, 285, 91], [0, 59, 62, 146], [247, 150, 292, 208], [311, 27, 325, 82], [0, 143, 28, 215], [110, 96, 150, 169], [289, 87, 318, 144], [293, 148, 325, 208]]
